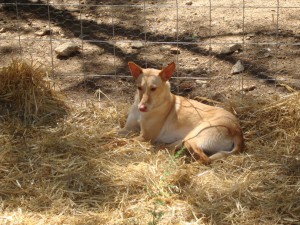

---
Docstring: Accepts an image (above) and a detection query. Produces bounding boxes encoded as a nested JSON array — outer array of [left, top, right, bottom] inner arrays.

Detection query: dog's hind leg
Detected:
[[161, 139, 184, 155], [184, 140, 210, 164], [166, 140, 183, 150]]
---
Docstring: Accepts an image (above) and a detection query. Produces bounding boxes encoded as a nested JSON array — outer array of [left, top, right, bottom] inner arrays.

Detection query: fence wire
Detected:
[[0, 0, 299, 96]]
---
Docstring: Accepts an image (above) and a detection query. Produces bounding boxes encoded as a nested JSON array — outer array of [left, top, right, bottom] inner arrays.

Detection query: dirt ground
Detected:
[[0, 0, 300, 224], [0, 0, 299, 100]]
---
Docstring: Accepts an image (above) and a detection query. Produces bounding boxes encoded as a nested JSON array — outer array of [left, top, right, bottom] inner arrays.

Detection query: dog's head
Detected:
[[128, 62, 176, 112]]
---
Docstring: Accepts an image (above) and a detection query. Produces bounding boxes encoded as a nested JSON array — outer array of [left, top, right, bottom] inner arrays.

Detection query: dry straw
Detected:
[[0, 59, 299, 224], [0, 58, 68, 125]]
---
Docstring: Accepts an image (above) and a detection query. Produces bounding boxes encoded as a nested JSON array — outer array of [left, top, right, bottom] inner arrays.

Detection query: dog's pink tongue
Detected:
[[139, 105, 148, 112]]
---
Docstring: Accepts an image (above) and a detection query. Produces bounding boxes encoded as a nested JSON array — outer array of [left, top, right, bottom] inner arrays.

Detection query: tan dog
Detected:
[[119, 62, 244, 163]]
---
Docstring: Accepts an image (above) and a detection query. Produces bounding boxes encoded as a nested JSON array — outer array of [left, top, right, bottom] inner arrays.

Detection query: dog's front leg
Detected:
[[118, 96, 140, 137]]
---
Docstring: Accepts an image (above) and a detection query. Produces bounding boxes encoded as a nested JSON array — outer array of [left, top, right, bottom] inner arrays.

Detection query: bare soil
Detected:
[[0, 0, 299, 101]]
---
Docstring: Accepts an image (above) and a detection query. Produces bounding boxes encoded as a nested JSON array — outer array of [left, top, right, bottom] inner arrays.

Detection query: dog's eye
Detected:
[[150, 87, 157, 91], [137, 86, 142, 91]]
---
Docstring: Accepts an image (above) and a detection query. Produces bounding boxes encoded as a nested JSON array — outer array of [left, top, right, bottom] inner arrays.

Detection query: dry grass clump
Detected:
[[0, 58, 68, 125], [0, 79, 299, 224]]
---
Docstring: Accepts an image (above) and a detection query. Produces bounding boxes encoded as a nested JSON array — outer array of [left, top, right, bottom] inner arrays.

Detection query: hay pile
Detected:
[[0, 59, 68, 125], [0, 63, 299, 224]]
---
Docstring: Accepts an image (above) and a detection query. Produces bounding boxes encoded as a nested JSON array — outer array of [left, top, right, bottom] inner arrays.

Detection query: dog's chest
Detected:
[[154, 97, 190, 144]]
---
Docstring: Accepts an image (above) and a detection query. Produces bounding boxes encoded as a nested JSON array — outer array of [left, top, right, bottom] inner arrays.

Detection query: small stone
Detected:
[[212, 92, 227, 102], [242, 85, 256, 92], [231, 60, 244, 74], [201, 83, 209, 88], [183, 36, 195, 41], [115, 41, 130, 49], [170, 47, 180, 54], [219, 43, 242, 55], [179, 81, 195, 92], [258, 48, 272, 58], [186, 1, 193, 5], [195, 80, 208, 85], [35, 29, 52, 36], [55, 42, 80, 57], [0, 27, 6, 33], [160, 45, 172, 51], [96, 48, 105, 55], [115, 41, 132, 54], [131, 41, 144, 49], [246, 33, 255, 40]]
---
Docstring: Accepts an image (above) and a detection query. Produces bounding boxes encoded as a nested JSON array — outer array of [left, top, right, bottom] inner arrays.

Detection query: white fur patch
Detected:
[[175, 97, 181, 112]]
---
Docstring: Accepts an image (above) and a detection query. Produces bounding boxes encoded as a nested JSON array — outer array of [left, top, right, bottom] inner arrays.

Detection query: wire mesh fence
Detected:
[[1, 2, 300, 224], [0, 0, 299, 97]]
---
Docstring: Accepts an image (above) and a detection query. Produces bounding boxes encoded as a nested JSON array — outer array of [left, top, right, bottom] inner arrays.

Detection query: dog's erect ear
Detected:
[[159, 62, 176, 81], [128, 62, 143, 79]]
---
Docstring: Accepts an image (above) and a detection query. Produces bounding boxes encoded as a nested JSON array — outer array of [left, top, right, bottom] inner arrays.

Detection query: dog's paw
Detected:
[[133, 135, 148, 142], [117, 129, 130, 137]]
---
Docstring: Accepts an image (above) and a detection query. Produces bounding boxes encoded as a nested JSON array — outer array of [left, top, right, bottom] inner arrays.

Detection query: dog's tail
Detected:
[[209, 132, 244, 162]]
